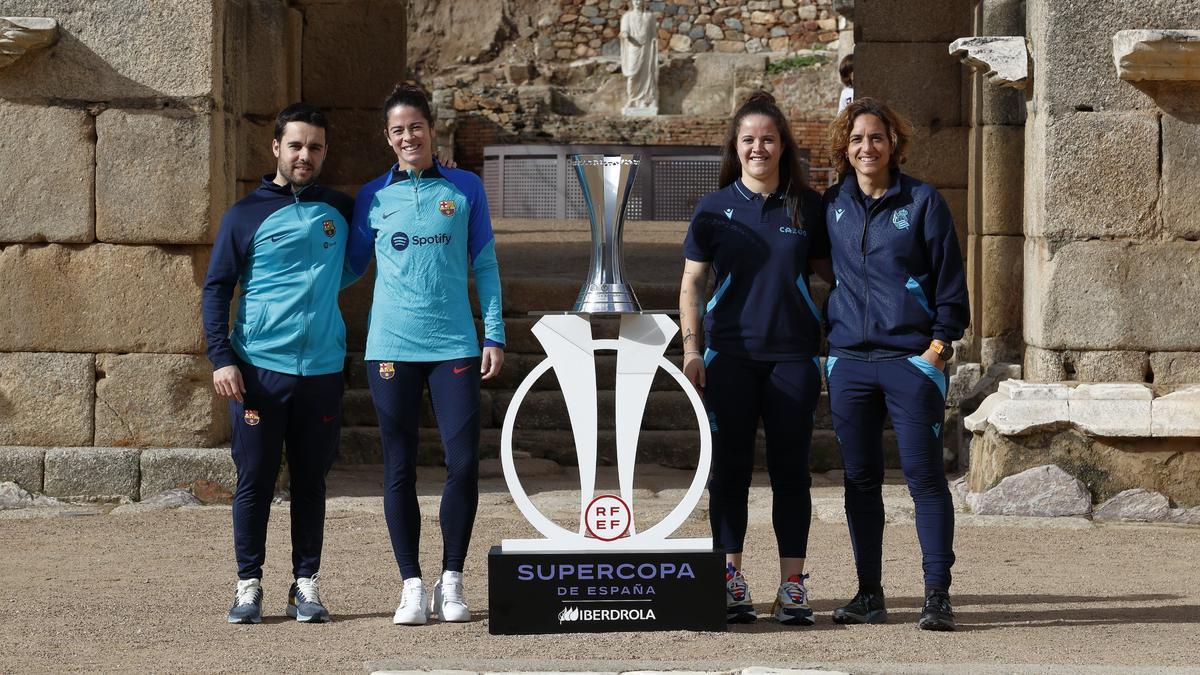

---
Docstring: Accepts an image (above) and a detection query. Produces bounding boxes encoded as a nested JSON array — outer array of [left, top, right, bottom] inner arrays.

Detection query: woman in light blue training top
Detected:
[[347, 83, 505, 627]]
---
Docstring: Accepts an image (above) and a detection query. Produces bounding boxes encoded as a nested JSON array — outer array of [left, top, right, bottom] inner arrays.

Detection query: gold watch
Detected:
[[928, 339, 954, 362]]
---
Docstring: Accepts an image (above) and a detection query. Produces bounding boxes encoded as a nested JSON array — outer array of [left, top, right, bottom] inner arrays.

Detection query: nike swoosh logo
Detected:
[[270, 233, 286, 242], [383, 209, 403, 219], [452, 365, 471, 374]]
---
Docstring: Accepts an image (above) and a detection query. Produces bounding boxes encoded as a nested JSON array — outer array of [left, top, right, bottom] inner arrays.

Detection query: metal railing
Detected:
[[483, 144, 828, 220]]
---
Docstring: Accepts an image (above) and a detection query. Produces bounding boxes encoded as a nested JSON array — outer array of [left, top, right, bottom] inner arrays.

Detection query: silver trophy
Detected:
[[571, 154, 642, 313]]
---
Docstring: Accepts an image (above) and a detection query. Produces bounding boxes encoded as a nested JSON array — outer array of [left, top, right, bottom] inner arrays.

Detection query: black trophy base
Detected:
[[487, 546, 726, 634]]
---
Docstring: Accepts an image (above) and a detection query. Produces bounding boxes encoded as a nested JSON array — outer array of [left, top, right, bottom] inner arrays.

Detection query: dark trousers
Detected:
[[367, 357, 481, 579], [826, 355, 955, 591], [229, 361, 344, 580], [704, 353, 820, 558]]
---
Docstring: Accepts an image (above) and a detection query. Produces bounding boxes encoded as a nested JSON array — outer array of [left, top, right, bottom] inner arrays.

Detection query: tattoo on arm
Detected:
[[682, 328, 696, 345]]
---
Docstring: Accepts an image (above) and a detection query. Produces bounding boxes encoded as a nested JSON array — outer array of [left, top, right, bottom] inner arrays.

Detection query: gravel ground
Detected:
[[3, 466, 1199, 674]]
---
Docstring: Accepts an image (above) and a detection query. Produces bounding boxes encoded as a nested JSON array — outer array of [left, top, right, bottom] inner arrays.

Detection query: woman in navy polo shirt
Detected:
[[679, 91, 832, 626], [822, 97, 969, 631]]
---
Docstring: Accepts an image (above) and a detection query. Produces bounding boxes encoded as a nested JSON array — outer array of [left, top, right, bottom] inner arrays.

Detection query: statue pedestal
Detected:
[[622, 106, 659, 116]]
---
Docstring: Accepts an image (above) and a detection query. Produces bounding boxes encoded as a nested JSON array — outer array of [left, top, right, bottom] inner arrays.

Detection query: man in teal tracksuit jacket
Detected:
[[202, 103, 356, 625]]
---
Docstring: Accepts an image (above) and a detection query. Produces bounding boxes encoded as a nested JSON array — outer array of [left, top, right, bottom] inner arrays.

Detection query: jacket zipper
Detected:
[[293, 187, 315, 374], [858, 194, 886, 355]]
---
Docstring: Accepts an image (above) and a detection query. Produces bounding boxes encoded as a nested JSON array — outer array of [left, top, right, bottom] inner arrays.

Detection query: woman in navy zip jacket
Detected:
[[822, 97, 969, 631], [679, 91, 833, 626]]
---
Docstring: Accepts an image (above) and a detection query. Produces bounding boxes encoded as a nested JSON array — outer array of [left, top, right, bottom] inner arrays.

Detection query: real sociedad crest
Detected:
[[500, 314, 713, 552], [892, 207, 911, 230]]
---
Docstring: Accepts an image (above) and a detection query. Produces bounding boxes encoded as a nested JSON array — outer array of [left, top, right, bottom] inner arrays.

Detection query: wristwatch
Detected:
[[928, 339, 954, 362]]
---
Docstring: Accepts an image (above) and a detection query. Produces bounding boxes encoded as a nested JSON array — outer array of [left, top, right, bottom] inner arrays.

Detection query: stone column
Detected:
[[962, 0, 1026, 368], [1023, 0, 1200, 384]]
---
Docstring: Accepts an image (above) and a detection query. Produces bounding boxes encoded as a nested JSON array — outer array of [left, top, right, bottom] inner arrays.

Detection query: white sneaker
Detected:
[[393, 577, 427, 625], [430, 570, 471, 622]]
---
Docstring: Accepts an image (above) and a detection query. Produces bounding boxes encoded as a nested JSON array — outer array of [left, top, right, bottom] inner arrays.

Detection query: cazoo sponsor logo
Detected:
[[558, 605, 656, 624]]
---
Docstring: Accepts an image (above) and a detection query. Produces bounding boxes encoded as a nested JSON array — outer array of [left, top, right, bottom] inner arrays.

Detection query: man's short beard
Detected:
[[280, 163, 318, 188]]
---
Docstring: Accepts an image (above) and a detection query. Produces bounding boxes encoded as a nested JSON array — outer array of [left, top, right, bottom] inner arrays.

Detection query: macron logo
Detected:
[[724, 208, 734, 220], [835, 208, 845, 222]]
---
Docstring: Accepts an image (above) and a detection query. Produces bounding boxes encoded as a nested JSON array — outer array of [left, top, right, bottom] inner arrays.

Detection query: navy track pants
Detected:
[[826, 355, 955, 591], [229, 360, 344, 580], [703, 352, 820, 558], [367, 358, 481, 580]]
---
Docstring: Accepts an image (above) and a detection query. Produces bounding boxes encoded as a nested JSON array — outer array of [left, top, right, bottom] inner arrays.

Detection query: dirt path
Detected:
[[2, 467, 1199, 673]]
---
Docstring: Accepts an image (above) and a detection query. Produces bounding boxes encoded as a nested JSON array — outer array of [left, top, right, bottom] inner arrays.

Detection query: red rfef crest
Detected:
[[439, 200, 456, 216], [244, 409, 261, 426], [379, 362, 396, 380], [323, 220, 336, 237]]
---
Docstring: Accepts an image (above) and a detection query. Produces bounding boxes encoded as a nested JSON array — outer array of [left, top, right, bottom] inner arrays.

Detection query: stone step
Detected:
[[342, 387, 839, 431], [336, 426, 900, 472], [345, 352, 691, 392]]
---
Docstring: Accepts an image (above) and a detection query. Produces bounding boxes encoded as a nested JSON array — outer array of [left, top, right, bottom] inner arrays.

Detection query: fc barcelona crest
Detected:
[[379, 362, 396, 380], [438, 200, 456, 217], [244, 409, 261, 426], [323, 220, 336, 237]]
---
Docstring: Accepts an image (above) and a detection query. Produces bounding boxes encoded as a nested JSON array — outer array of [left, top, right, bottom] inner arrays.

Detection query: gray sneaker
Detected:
[[227, 578, 263, 624], [286, 573, 330, 623]]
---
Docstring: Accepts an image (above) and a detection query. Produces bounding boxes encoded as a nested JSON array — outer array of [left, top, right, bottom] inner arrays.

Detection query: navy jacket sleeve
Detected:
[[202, 209, 251, 371], [347, 173, 390, 277], [802, 189, 830, 260], [924, 191, 970, 343]]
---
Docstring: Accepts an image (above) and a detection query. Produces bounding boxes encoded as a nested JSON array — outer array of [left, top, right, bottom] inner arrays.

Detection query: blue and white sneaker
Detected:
[[725, 562, 756, 623], [286, 573, 330, 623], [772, 573, 815, 626], [226, 578, 263, 624]]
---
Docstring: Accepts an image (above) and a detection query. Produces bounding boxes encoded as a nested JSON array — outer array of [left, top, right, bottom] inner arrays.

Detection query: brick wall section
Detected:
[[546, 0, 839, 58]]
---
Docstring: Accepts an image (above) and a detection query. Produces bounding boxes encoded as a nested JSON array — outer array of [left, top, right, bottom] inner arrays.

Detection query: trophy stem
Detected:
[[571, 154, 642, 313]]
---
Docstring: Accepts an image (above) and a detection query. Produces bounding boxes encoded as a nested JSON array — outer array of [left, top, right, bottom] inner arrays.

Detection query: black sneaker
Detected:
[[919, 589, 955, 631], [226, 579, 263, 624], [832, 589, 888, 624], [286, 573, 330, 623]]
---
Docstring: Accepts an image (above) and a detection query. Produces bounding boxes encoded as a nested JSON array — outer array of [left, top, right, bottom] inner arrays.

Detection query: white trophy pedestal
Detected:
[[488, 311, 723, 634]]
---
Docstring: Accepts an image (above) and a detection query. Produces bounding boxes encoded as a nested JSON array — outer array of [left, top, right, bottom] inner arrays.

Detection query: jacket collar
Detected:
[[259, 174, 317, 197], [732, 177, 787, 202], [390, 161, 443, 185], [842, 168, 902, 205]]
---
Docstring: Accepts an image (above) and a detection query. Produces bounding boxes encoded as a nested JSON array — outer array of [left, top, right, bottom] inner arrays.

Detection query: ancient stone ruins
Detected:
[[1, 0, 1198, 517]]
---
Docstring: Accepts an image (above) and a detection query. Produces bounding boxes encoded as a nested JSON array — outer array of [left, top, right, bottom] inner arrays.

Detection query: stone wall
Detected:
[[0, 0, 404, 470], [0, 0, 235, 456], [411, 0, 847, 176], [1022, 0, 1200, 384]]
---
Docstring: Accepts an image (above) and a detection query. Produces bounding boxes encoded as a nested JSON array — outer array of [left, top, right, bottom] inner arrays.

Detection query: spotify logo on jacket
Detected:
[[391, 231, 451, 251]]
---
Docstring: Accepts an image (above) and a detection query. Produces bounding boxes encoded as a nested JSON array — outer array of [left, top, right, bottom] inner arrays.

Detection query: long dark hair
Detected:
[[718, 91, 809, 227]]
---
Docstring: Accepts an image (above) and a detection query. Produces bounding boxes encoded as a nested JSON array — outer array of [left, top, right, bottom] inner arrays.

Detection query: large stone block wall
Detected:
[[1022, 0, 1200, 383], [0, 0, 233, 455], [0, 0, 407, 467]]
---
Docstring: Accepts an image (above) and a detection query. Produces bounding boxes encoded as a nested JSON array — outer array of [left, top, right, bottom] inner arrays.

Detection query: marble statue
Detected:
[[619, 0, 658, 115]]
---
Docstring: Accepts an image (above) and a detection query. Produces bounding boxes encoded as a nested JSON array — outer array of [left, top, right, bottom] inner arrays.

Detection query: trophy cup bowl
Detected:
[[571, 154, 642, 313]]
